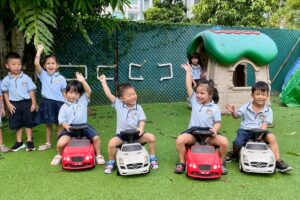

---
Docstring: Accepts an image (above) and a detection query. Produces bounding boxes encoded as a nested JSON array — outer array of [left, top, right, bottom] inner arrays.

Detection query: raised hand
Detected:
[[181, 63, 192, 73], [98, 74, 107, 84], [75, 72, 85, 82], [225, 104, 235, 113]]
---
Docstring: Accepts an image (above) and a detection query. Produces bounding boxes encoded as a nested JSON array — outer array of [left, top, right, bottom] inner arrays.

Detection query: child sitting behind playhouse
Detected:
[[51, 72, 105, 166], [225, 81, 292, 173], [99, 75, 159, 174]]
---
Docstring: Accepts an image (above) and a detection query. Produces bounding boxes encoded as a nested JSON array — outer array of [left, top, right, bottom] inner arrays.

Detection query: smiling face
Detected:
[[66, 90, 81, 103], [251, 90, 268, 106], [120, 87, 138, 107], [191, 57, 199, 65], [44, 56, 59, 74], [195, 84, 212, 104], [6, 58, 22, 76]]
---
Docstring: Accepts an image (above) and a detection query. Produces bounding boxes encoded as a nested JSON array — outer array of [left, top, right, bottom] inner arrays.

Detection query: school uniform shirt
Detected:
[[188, 92, 221, 128], [113, 98, 146, 134], [37, 69, 66, 102], [237, 102, 273, 130], [191, 64, 202, 80], [58, 93, 89, 125], [1, 72, 37, 101]]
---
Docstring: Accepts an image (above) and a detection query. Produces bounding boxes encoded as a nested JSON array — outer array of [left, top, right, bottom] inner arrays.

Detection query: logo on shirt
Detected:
[[22, 82, 27, 88], [258, 114, 266, 122], [206, 109, 213, 116], [54, 79, 62, 84]]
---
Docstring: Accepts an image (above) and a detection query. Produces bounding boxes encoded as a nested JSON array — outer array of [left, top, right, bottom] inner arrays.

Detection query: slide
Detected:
[[280, 67, 300, 107], [282, 57, 300, 90]]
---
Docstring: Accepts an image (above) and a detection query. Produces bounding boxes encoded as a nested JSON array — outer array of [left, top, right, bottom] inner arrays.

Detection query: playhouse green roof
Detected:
[[187, 30, 278, 66]]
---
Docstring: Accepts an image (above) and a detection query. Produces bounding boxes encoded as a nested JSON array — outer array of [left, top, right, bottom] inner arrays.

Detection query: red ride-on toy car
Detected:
[[185, 129, 222, 179], [61, 124, 95, 170]]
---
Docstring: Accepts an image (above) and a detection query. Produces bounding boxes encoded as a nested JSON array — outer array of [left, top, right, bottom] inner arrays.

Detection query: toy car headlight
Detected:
[[119, 158, 124, 165], [270, 156, 275, 163], [63, 157, 71, 161], [242, 154, 248, 162], [144, 156, 148, 163], [85, 156, 90, 160]]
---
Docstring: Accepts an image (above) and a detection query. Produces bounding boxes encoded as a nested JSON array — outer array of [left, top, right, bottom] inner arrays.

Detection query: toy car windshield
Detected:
[[69, 140, 90, 147], [122, 144, 142, 152], [246, 143, 268, 150], [192, 146, 214, 153]]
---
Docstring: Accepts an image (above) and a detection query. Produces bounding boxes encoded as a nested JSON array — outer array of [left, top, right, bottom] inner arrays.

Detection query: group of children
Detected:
[[0, 49, 292, 174]]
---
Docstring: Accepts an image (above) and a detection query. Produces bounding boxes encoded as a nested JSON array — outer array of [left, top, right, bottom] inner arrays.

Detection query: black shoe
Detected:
[[276, 160, 292, 173], [174, 162, 185, 174], [26, 141, 35, 152], [11, 141, 25, 152], [222, 161, 228, 175], [225, 151, 238, 162]]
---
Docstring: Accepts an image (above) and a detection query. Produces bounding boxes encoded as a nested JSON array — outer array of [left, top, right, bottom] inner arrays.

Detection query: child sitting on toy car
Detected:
[[99, 74, 159, 174], [50, 72, 105, 166], [175, 63, 229, 175], [225, 81, 292, 173]]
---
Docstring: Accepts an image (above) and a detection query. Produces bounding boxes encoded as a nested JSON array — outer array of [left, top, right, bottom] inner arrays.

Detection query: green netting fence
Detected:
[[52, 21, 300, 105]]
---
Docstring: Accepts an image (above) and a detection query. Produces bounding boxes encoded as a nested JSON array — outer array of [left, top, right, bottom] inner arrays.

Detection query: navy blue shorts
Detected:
[[116, 132, 146, 142], [181, 126, 210, 134], [35, 98, 64, 125], [58, 124, 99, 140], [8, 100, 36, 130], [233, 128, 270, 148]]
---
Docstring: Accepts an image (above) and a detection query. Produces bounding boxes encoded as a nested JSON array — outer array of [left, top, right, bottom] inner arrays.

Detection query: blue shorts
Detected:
[[35, 98, 63, 125], [233, 128, 270, 148], [181, 126, 210, 134], [116, 132, 146, 142], [58, 124, 98, 140], [8, 100, 36, 130]]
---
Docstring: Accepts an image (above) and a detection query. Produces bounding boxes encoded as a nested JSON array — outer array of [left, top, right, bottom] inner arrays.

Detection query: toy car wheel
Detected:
[[116, 169, 120, 176]]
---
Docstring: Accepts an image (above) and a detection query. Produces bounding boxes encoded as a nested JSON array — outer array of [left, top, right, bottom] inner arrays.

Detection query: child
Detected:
[[175, 63, 228, 174], [225, 81, 292, 173], [34, 44, 67, 151], [189, 53, 206, 88], [0, 81, 9, 153], [51, 72, 105, 165], [99, 75, 159, 174], [1, 52, 37, 152]]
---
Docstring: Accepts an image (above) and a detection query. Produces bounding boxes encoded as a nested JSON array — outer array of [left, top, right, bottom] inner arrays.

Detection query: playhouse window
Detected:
[[232, 63, 256, 87]]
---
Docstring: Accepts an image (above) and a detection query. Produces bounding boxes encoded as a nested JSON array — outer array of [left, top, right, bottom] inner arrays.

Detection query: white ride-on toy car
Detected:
[[116, 129, 150, 176], [239, 129, 276, 174]]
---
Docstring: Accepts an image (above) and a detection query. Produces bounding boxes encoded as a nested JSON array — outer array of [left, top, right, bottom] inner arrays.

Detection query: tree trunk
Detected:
[[0, 20, 9, 78]]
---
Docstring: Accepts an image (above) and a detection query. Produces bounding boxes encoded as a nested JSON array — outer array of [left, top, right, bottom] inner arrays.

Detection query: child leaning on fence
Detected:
[[175, 63, 229, 175], [225, 81, 292, 173], [34, 44, 67, 151], [1, 52, 37, 152], [50, 72, 105, 166], [99, 74, 159, 174]]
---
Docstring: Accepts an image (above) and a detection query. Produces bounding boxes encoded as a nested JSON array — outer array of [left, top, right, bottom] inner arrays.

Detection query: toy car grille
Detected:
[[71, 156, 84, 162], [250, 162, 268, 168], [199, 165, 211, 170], [127, 163, 143, 169]]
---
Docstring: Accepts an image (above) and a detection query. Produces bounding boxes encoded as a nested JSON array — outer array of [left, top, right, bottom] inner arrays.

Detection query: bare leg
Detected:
[[208, 135, 229, 160], [265, 133, 280, 160], [56, 135, 71, 155], [176, 133, 196, 163], [16, 128, 23, 142], [107, 137, 123, 160], [46, 124, 52, 144], [139, 133, 156, 155], [92, 135, 101, 156]]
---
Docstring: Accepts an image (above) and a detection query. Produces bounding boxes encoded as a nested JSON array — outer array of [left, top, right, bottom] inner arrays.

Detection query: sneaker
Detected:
[[51, 155, 62, 166], [96, 155, 105, 165], [26, 141, 35, 152], [276, 160, 293, 173], [38, 143, 51, 151], [11, 141, 25, 152], [225, 151, 238, 162], [150, 158, 159, 169], [0, 145, 10, 153], [104, 161, 115, 174], [174, 162, 185, 174], [222, 161, 228, 175]]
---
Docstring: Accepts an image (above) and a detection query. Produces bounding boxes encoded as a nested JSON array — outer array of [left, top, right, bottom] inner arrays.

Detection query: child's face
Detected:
[[66, 90, 81, 103], [44, 57, 59, 74], [195, 84, 211, 104], [120, 88, 137, 107], [191, 57, 199, 65], [251, 90, 268, 106], [6, 58, 22, 75]]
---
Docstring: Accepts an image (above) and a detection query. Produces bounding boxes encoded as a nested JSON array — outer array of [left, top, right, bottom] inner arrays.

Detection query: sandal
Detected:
[[0, 145, 10, 153], [51, 155, 62, 166], [96, 155, 105, 165], [174, 162, 185, 174], [38, 143, 52, 151]]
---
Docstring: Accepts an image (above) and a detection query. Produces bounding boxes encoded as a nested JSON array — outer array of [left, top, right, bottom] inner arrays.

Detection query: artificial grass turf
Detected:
[[0, 97, 299, 200]]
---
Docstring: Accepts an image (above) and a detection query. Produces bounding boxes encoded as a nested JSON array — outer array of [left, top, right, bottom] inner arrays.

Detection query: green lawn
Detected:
[[0, 97, 299, 200]]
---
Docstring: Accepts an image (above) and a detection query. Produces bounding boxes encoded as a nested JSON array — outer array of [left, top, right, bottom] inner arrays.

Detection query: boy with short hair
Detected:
[[1, 52, 37, 152], [99, 75, 159, 174], [225, 81, 292, 173]]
